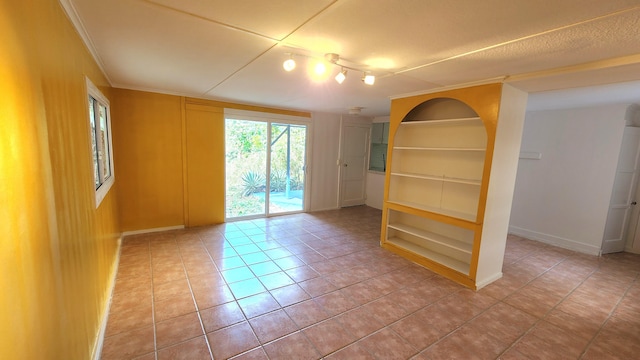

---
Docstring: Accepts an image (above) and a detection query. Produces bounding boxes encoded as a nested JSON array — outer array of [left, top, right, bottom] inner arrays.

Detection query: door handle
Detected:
[[632, 201, 637, 205], [344, 164, 348, 167]]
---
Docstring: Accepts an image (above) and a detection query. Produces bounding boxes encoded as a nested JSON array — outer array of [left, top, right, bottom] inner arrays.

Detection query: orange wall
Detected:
[[184, 104, 226, 226], [0, 0, 120, 359], [111, 89, 185, 231], [113, 94, 311, 231]]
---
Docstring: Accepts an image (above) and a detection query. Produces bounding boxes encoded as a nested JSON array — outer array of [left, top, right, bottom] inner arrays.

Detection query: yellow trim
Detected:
[[382, 83, 505, 290], [181, 96, 189, 226], [381, 242, 476, 290], [185, 97, 311, 118], [385, 201, 478, 230]]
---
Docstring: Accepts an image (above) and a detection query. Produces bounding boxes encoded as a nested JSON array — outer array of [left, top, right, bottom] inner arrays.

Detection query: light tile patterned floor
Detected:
[[101, 206, 640, 359]]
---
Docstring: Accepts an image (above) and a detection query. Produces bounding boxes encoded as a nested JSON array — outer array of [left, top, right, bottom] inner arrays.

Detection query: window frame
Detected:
[[86, 77, 114, 208], [369, 122, 389, 173]]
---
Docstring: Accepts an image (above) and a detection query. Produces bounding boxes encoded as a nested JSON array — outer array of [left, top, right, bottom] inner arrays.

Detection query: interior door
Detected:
[[602, 126, 640, 254], [340, 123, 369, 207]]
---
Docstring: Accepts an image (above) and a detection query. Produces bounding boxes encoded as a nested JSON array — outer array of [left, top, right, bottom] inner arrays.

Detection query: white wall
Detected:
[[509, 104, 629, 255], [365, 173, 385, 209], [365, 116, 389, 210], [308, 112, 341, 211], [477, 84, 527, 288]]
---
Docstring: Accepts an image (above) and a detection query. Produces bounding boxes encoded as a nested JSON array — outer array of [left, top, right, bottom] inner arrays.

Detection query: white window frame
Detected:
[[86, 77, 115, 208]]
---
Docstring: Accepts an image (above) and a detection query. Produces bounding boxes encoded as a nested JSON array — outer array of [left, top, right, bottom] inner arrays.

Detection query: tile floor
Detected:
[[101, 206, 640, 360]]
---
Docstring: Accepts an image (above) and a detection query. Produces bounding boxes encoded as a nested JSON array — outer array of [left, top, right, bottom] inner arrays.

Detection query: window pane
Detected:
[[98, 103, 111, 181], [225, 119, 267, 218], [89, 96, 100, 188]]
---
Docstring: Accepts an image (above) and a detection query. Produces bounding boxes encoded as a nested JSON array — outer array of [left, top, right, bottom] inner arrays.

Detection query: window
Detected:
[[369, 122, 389, 172], [86, 77, 114, 207]]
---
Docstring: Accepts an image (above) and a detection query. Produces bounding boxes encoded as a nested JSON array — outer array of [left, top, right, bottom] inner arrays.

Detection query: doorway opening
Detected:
[[225, 116, 308, 220]]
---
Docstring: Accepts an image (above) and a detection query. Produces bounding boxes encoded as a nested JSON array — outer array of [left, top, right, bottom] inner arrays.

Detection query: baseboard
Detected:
[[475, 272, 503, 290], [308, 206, 340, 212], [508, 225, 601, 256], [92, 236, 122, 360], [121, 225, 185, 237]]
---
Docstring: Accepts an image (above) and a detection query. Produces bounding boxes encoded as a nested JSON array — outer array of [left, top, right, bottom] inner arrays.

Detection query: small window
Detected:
[[86, 77, 114, 207], [369, 122, 389, 172]]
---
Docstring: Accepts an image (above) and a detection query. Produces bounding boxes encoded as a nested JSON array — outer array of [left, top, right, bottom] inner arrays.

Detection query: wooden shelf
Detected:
[[386, 237, 471, 275], [382, 84, 526, 290], [400, 117, 482, 126], [387, 200, 477, 222], [393, 146, 485, 152], [390, 172, 481, 186], [387, 222, 472, 254]]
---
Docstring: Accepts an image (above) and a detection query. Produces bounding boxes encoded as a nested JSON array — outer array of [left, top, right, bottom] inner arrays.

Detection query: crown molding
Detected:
[[58, 0, 112, 85]]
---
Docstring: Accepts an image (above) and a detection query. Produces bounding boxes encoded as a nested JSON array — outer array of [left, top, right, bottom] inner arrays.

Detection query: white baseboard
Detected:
[[308, 206, 340, 212], [121, 225, 185, 237], [508, 225, 601, 256], [476, 272, 503, 290], [92, 236, 122, 360]]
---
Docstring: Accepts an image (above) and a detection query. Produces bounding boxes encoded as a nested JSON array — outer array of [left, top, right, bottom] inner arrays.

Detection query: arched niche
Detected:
[[403, 97, 479, 122]]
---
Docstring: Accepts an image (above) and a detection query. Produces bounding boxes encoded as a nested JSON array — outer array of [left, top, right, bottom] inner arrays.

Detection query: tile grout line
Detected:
[[145, 238, 159, 360], [204, 226, 273, 359], [410, 248, 584, 358], [217, 218, 383, 358], [578, 271, 640, 359], [107, 209, 639, 360], [494, 252, 604, 359], [179, 233, 215, 360]]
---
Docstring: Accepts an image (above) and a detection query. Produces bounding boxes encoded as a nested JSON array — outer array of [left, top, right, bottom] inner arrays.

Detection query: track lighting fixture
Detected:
[[282, 52, 375, 86], [282, 54, 296, 72], [363, 73, 375, 85], [314, 62, 327, 76], [335, 68, 347, 84]]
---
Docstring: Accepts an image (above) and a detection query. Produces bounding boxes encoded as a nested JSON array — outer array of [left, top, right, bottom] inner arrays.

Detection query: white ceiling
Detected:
[[64, 0, 640, 116]]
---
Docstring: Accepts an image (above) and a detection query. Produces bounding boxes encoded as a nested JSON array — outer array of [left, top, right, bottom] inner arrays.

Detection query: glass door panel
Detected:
[[225, 119, 267, 219], [269, 123, 307, 214]]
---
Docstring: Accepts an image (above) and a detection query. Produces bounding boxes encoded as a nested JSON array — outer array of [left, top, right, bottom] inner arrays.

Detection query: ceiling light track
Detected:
[[282, 52, 375, 85]]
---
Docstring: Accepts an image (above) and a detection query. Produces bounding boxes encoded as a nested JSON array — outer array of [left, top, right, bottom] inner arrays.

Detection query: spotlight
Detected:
[[314, 62, 327, 75], [283, 57, 296, 72], [363, 73, 375, 85], [281, 52, 377, 86], [335, 69, 347, 84]]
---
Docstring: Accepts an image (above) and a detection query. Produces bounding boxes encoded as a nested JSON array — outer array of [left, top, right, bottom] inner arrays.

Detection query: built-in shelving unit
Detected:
[[380, 84, 528, 290], [387, 112, 485, 224]]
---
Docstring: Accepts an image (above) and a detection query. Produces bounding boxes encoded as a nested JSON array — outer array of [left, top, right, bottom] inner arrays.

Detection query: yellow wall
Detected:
[[111, 89, 185, 231], [0, 0, 120, 359], [113, 93, 311, 231], [184, 104, 226, 226]]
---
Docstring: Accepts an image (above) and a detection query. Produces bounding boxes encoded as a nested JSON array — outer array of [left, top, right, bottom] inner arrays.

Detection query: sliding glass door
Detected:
[[225, 118, 307, 220]]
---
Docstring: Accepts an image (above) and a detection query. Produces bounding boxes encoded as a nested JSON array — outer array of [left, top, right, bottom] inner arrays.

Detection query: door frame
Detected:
[[224, 108, 312, 221], [338, 115, 371, 207], [602, 126, 640, 254]]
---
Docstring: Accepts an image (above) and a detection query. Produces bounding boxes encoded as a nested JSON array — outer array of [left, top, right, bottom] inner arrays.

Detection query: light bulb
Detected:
[[283, 58, 296, 72], [314, 62, 327, 75], [335, 69, 347, 84], [363, 74, 375, 85]]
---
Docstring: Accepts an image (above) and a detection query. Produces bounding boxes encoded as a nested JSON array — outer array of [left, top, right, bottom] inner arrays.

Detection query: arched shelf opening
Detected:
[[403, 97, 478, 122], [388, 97, 487, 223]]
